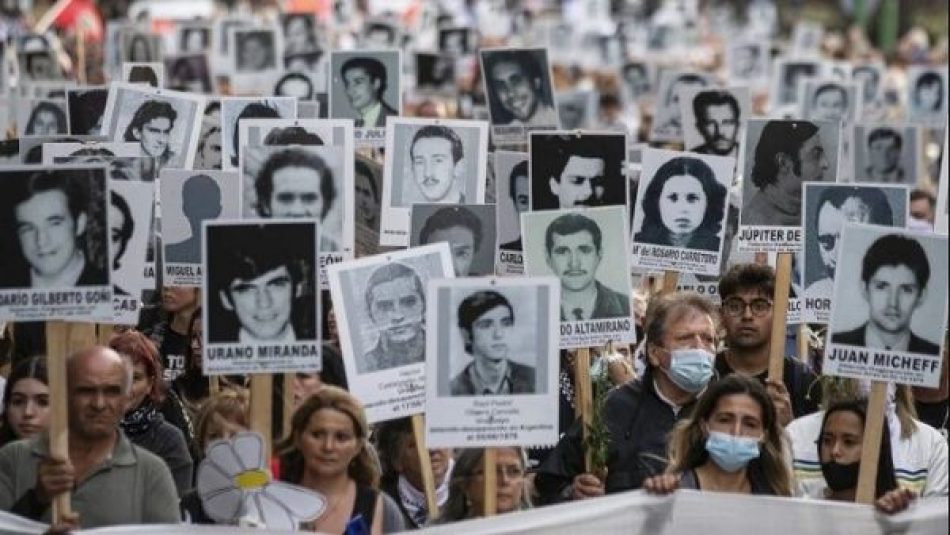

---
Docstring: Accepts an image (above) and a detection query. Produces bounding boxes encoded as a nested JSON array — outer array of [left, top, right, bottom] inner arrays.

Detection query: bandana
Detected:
[[120, 402, 160, 437], [397, 459, 453, 527]]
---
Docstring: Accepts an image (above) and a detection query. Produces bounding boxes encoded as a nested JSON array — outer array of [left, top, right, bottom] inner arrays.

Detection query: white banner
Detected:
[[1, 491, 946, 534]]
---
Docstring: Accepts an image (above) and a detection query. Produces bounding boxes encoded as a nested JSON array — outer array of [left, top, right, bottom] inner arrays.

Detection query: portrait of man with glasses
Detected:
[[715, 263, 820, 426]]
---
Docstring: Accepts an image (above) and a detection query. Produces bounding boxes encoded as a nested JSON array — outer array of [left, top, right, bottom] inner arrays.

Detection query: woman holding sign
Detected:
[[643, 376, 793, 496], [634, 156, 727, 252]]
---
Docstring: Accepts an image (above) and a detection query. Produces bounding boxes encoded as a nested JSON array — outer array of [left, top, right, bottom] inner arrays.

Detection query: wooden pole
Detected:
[[282, 373, 294, 438], [44, 322, 73, 523], [209, 375, 220, 395], [855, 381, 888, 504], [410, 414, 440, 521], [482, 448, 497, 517], [797, 324, 809, 367], [768, 253, 793, 382], [95, 324, 114, 346], [573, 348, 593, 472], [661, 270, 679, 295], [249, 374, 273, 459], [75, 27, 86, 86]]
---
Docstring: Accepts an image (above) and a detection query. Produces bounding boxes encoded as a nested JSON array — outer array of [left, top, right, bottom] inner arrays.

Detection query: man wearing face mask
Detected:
[[716, 264, 821, 426], [534, 293, 720, 503]]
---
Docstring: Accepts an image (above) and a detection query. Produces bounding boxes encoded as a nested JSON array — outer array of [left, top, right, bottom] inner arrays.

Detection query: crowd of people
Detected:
[[0, 0, 947, 533]]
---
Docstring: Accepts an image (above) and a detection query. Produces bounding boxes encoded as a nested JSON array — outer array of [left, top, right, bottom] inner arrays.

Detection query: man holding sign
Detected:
[[831, 234, 940, 356]]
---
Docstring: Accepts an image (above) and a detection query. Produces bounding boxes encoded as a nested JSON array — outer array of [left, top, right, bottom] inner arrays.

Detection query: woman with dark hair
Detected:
[[817, 400, 916, 513], [0, 358, 49, 448], [172, 307, 210, 427], [24, 101, 67, 135], [276, 385, 404, 534], [109, 330, 194, 495], [635, 156, 727, 252], [644, 375, 793, 496], [439, 448, 530, 522]]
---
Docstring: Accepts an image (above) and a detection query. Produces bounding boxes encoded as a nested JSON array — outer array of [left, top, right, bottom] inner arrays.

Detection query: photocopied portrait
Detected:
[[727, 42, 768, 82], [122, 62, 164, 88], [329, 50, 401, 130], [327, 243, 454, 422], [205, 220, 318, 345], [802, 184, 908, 313], [66, 87, 108, 135], [631, 148, 735, 276], [231, 27, 280, 73], [495, 151, 529, 252], [177, 23, 211, 54], [100, 83, 206, 171], [480, 47, 559, 132], [741, 119, 840, 228], [802, 79, 858, 125], [681, 86, 750, 159], [220, 97, 297, 170], [620, 61, 652, 102], [650, 70, 711, 143], [19, 99, 68, 137], [907, 67, 948, 124], [529, 132, 627, 211], [852, 125, 918, 184], [425, 276, 560, 448], [414, 52, 456, 95], [380, 118, 488, 247], [164, 54, 213, 94], [108, 180, 153, 299], [122, 31, 162, 64], [772, 59, 820, 109], [280, 12, 321, 56], [828, 226, 947, 359], [411, 203, 497, 277], [556, 90, 597, 131]]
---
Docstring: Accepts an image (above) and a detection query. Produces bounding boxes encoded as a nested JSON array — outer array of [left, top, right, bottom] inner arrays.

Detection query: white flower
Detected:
[[197, 432, 326, 530]]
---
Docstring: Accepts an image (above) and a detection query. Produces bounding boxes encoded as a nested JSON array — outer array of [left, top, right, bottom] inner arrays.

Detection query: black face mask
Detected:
[[820, 460, 860, 492]]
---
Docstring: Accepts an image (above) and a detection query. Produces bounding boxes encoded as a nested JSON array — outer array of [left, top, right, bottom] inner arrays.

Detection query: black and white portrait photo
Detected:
[[529, 132, 627, 210], [101, 82, 206, 171], [41, 141, 142, 165], [176, 22, 211, 54], [906, 67, 949, 124], [620, 61, 653, 102], [801, 79, 858, 125], [122, 62, 164, 88], [329, 50, 401, 133], [203, 220, 321, 374], [354, 153, 383, 257], [522, 206, 634, 348], [241, 144, 347, 254], [380, 118, 488, 247], [161, 170, 241, 286], [439, 27, 475, 56], [852, 63, 886, 120], [108, 180, 153, 324], [801, 183, 908, 323], [410, 203, 497, 277], [650, 70, 711, 143], [220, 96, 297, 170], [852, 124, 919, 184], [0, 166, 112, 322], [480, 48, 559, 142], [495, 151, 529, 254], [425, 277, 560, 447], [772, 59, 821, 110], [825, 226, 947, 387], [121, 31, 162, 64], [556, 90, 597, 131], [273, 72, 318, 101], [18, 99, 68, 137], [18, 50, 62, 81], [66, 87, 108, 135], [280, 12, 321, 57], [414, 52, 456, 95], [680, 86, 750, 159], [164, 54, 213, 94], [327, 242, 454, 423], [631, 148, 735, 276], [361, 20, 399, 49], [740, 119, 840, 229], [936, 129, 948, 235], [727, 42, 768, 83], [231, 27, 280, 73]]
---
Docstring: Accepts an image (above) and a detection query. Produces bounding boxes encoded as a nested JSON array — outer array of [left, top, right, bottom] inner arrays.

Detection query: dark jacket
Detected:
[[124, 413, 194, 497], [831, 324, 941, 356], [449, 360, 535, 396], [534, 369, 696, 503], [714, 353, 820, 419], [560, 281, 631, 321]]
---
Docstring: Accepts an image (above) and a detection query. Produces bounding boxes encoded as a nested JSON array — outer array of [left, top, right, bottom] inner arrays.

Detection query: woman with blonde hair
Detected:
[[644, 375, 793, 496], [277, 385, 403, 534]]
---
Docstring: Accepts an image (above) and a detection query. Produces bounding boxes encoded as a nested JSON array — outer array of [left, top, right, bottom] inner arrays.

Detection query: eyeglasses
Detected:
[[721, 298, 772, 317], [472, 465, 525, 480]]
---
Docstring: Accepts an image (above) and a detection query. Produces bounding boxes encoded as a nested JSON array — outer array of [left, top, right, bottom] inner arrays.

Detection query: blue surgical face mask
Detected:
[[705, 431, 761, 472], [663, 348, 714, 393]]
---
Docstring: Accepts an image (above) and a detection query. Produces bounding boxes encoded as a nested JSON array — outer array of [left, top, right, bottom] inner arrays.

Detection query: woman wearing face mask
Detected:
[[0, 358, 49, 448], [787, 378, 948, 497], [634, 156, 728, 252], [817, 400, 916, 514], [644, 375, 792, 496]]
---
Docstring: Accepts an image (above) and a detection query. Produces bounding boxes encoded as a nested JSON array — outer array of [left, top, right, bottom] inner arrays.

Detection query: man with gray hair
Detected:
[[0, 346, 180, 528]]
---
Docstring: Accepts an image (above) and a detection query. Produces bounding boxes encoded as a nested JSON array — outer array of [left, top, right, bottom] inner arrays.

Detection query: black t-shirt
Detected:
[[159, 327, 188, 382], [915, 400, 949, 438], [715, 353, 821, 419]]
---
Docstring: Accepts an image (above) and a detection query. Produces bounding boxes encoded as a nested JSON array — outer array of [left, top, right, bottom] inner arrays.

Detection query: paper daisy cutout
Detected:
[[197, 431, 326, 529]]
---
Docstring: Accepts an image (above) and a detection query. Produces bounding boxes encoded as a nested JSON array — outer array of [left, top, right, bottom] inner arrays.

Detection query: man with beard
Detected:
[[690, 90, 741, 158], [743, 121, 831, 226], [483, 50, 557, 127], [450, 290, 535, 396], [361, 262, 426, 373], [716, 263, 820, 426]]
